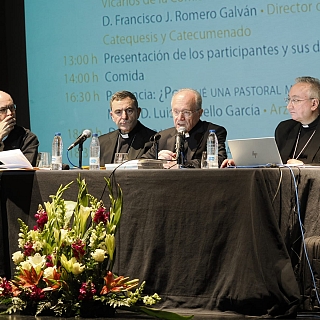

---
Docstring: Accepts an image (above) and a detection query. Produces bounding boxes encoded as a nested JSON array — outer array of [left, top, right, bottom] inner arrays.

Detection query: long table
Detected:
[[1, 167, 319, 317]]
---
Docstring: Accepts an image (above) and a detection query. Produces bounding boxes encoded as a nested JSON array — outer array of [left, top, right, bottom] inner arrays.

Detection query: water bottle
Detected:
[[89, 133, 100, 170], [207, 129, 218, 169], [51, 132, 63, 170]]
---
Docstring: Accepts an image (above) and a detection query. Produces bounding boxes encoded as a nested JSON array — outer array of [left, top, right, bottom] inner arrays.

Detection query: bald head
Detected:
[[0, 91, 14, 106]]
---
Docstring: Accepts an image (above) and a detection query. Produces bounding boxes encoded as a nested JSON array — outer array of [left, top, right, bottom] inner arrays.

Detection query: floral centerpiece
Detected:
[[0, 176, 192, 319]]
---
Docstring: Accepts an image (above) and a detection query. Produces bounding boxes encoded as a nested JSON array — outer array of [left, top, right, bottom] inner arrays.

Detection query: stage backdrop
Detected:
[[24, 0, 320, 165]]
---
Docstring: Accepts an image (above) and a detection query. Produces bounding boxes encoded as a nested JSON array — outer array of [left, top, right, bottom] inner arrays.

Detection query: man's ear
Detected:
[[136, 107, 141, 118], [110, 111, 115, 122]]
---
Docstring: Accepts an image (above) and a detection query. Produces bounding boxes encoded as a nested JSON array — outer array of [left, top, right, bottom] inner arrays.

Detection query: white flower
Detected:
[[71, 262, 85, 275], [20, 260, 31, 271], [12, 251, 24, 265], [43, 267, 56, 280], [33, 241, 43, 251], [105, 234, 115, 261], [28, 253, 46, 274], [91, 249, 106, 262]]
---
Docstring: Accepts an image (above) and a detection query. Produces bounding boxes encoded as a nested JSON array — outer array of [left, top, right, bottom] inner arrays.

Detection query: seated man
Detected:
[[222, 76, 320, 167], [142, 88, 227, 168], [0, 91, 39, 166], [99, 91, 156, 164]]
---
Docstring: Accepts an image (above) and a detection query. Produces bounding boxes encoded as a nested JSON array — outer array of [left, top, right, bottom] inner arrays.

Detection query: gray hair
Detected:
[[295, 76, 320, 100]]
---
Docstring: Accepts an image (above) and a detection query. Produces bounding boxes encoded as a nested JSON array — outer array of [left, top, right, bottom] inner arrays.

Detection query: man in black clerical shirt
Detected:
[[222, 76, 320, 167], [275, 76, 320, 165], [98, 91, 156, 164], [142, 88, 227, 168]]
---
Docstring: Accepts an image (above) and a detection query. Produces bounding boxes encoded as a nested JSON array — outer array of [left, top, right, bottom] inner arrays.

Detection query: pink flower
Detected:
[[72, 239, 86, 260], [93, 207, 109, 225], [78, 282, 96, 300]]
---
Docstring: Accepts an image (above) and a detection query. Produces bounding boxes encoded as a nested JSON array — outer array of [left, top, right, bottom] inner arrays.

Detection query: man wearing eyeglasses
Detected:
[[99, 90, 156, 164], [275, 76, 320, 165], [0, 91, 39, 166], [221, 76, 320, 168], [142, 88, 227, 168]]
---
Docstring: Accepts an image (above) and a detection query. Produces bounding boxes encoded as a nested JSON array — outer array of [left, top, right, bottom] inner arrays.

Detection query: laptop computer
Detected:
[[227, 137, 283, 167]]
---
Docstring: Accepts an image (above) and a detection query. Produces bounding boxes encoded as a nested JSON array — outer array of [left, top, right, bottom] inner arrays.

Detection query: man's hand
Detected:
[[221, 159, 235, 168], [287, 159, 304, 166], [158, 150, 176, 160], [0, 115, 16, 140]]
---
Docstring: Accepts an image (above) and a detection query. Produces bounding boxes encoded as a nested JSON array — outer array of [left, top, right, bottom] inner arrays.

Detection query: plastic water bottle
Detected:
[[207, 129, 218, 169], [89, 133, 100, 170], [51, 132, 63, 170]]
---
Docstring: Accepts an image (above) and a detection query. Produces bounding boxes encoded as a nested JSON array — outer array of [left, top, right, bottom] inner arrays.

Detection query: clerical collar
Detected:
[[118, 121, 141, 139], [301, 116, 319, 129]]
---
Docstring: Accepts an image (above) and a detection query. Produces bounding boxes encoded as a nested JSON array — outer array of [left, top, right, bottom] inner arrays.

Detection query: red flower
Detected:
[[72, 239, 86, 260], [0, 277, 13, 297], [23, 241, 35, 256], [46, 255, 54, 268], [34, 208, 48, 231], [78, 282, 96, 300], [93, 207, 109, 225], [26, 285, 45, 301]]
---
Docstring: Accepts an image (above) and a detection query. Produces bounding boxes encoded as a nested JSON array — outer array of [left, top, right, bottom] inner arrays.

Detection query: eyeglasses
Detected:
[[284, 98, 315, 106], [171, 109, 200, 118], [112, 108, 136, 117], [0, 104, 16, 115]]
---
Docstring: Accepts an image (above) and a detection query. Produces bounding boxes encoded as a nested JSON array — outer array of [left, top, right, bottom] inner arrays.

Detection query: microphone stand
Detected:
[[155, 139, 159, 160], [176, 136, 185, 168], [78, 141, 84, 169]]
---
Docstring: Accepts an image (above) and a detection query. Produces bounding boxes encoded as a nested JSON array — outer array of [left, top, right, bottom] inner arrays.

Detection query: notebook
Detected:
[[227, 137, 283, 167]]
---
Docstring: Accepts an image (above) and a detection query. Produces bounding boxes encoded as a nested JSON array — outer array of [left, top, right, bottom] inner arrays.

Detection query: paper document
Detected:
[[0, 149, 33, 169]]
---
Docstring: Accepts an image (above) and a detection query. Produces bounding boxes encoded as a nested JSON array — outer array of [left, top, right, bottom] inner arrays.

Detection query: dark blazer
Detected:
[[142, 120, 227, 167], [275, 119, 320, 164], [0, 125, 39, 166], [99, 121, 156, 164]]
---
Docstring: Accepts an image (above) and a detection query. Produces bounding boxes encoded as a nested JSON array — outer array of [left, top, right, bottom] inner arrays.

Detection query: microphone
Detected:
[[150, 133, 161, 160], [149, 133, 161, 142], [175, 127, 186, 165], [67, 129, 92, 150]]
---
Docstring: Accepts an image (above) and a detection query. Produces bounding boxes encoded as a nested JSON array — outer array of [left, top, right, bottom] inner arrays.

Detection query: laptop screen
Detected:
[[228, 137, 283, 167]]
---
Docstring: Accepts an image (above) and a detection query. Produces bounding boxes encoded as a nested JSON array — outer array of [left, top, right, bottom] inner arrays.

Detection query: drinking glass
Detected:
[[38, 152, 51, 168], [201, 151, 208, 169], [114, 153, 129, 164]]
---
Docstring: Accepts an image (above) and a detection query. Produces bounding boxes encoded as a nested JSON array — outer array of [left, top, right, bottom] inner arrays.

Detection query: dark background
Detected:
[[0, 0, 30, 128]]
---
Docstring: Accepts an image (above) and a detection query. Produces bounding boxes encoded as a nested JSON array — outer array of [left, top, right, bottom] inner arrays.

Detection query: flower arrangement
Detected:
[[0, 176, 192, 319]]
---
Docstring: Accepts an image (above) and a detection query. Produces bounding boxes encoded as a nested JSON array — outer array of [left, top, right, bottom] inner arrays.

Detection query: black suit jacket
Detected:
[[0, 125, 39, 166], [275, 119, 320, 164], [142, 120, 227, 167], [99, 121, 156, 164]]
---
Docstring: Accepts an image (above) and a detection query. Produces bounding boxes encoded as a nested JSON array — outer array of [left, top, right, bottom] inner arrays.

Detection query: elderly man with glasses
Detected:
[[221, 76, 320, 168], [99, 90, 156, 164], [142, 88, 227, 168], [0, 90, 39, 166], [275, 76, 320, 165]]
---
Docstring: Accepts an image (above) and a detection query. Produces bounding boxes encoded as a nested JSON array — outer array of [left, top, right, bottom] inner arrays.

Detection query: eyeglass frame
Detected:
[[0, 104, 16, 115], [170, 109, 200, 118], [284, 97, 315, 105]]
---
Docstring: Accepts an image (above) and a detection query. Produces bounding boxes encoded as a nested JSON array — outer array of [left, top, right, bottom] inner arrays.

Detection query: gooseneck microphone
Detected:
[[175, 127, 186, 165], [150, 133, 161, 160], [67, 129, 92, 151]]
